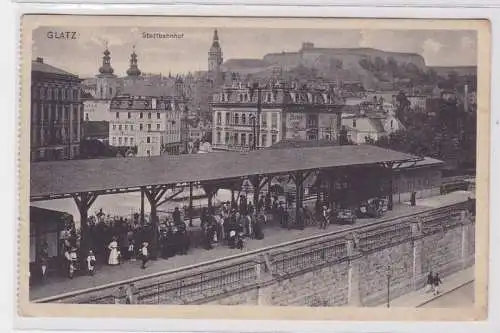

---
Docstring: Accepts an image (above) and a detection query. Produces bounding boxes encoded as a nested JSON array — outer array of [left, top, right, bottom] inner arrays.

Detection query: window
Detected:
[[116, 112, 119, 119], [267, 94, 271, 102], [234, 133, 239, 144], [217, 131, 221, 143], [147, 137, 151, 143], [131, 125, 134, 131], [128, 112, 131, 119], [272, 134, 277, 144], [242, 114, 246, 125], [140, 112, 143, 119], [217, 112, 222, 125], [157, 123, 160, 130], [225, 132, 230, 144], [271, 113, 278, 129], [148, 112, 152, 119], [241, 133, 246, 146], [352, 119, 357, 128], [249, 133, 253, 147], [124, 137, 128, 144], [130, 137, 134, 145], [112, 124, 116, 130], [118, 137, 122, 145], [157, 112, 161, 119], [148, 124, 152, 131], [85, 113, 89, 121], [139, 124, 143, 131], [126, 125, 129, 131], [261, 134, 267, 147], [147, 150, 151, 156], [118, 125, 122, 131], [112, 137, 116, 145], [109, 87, 113, 96], [234, 113, 239, 125], [262, 115, 268, 128], [239, 94, 243, 102]]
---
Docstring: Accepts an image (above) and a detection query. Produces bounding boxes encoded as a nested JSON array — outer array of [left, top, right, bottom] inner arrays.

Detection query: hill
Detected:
[[221, 43, 475, 90]]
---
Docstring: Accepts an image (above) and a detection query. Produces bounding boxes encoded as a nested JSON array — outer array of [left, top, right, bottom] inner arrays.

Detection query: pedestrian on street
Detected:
[[426, 271, 434, 293], [433, 272, 443, 295], [140, 242, 149, 269]]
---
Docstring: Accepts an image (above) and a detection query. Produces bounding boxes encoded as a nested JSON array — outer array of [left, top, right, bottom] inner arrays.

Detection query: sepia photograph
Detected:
[[18, 15, 490, 321]]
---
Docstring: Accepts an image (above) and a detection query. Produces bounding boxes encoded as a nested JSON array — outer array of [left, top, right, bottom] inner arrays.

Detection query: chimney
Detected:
[[35, 57, 44, 63]]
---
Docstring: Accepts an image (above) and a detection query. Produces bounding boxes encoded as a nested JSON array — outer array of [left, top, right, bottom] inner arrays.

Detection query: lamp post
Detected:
[[387, 265, 392, 308]]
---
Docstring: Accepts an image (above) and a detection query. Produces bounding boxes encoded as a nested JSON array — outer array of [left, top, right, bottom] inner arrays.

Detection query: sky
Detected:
[[32, 26, 477, 78]]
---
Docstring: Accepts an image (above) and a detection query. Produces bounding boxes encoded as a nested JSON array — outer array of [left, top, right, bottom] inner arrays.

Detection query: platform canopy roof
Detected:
[[30, 145, 421, 201]]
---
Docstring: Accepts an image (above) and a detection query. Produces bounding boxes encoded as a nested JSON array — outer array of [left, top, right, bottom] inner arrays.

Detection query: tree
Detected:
[[387, 57, 399, 78], [374, 57, 386, 72]]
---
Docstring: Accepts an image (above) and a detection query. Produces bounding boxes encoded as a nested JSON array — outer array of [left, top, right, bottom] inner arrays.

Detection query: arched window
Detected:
[[234, 113, 239, 125], [241, 133, 246, 146], [225, 112, 230, 124], [241, 114, 246, 125]]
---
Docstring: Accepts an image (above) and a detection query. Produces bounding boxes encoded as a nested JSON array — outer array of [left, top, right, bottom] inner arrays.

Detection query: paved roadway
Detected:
[[420, 282, 474, 308], [30, 191, 471, 301]]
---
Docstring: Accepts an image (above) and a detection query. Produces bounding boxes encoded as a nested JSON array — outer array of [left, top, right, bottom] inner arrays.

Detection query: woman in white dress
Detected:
[[108, 237, 120, 265]]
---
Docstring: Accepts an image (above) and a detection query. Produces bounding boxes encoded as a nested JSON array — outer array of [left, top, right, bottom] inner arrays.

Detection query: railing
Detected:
[[272, 239, 348, 277], [357, 221, 412, 252], [139, 260, 257, 304], [34, 199, 473, 304]]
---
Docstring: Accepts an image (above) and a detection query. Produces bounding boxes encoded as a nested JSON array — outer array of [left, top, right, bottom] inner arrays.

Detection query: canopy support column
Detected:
[[140, 189, 145, 224], [72, 192, 98, 264], [189, 182, 194, 227], [143, 186, 169, 259], [383, 162, 395, 211], [294, 171, 305, 230]]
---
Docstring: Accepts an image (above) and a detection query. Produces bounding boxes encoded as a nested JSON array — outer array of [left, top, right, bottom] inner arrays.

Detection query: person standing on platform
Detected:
[[39, 240, 49, 282], [140, 242, 149, 269], [108, 237, 120, 266], [173, 207, 181, 225], [410, 191, 417, 207], [86, 250, 96, 276]]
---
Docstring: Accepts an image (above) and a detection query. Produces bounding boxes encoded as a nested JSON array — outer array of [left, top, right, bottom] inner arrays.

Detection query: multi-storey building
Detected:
[[211, 82, 345, 151], [31, 57, 83, 161], [109, 94, 186, 157]]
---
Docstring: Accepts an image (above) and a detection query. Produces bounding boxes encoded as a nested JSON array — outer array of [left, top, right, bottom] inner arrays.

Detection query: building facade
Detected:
[[109, 94, 185, 157], [31, 57, 83, 161], [211, 82, 345, 151]]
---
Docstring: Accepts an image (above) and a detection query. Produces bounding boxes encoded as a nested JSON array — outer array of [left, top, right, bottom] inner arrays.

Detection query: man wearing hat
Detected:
[[140, 242, 149, 269]]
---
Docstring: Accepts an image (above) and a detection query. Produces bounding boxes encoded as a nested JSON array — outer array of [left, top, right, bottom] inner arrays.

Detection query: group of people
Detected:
[[199, 195, 266, 251], [426, 271, 443, 296]]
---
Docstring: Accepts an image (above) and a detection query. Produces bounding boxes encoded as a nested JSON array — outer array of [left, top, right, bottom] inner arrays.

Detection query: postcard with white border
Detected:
[[18, 15, 490, 321]]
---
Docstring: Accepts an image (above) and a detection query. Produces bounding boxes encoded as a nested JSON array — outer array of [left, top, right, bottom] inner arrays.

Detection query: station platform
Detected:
[[30, 191, 472, 302]]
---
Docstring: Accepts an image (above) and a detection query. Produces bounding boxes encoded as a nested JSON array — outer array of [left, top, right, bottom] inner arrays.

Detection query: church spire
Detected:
[[208, 29, 223, 75], [98, 41, 114, 76], [126, 45, 141, 77]]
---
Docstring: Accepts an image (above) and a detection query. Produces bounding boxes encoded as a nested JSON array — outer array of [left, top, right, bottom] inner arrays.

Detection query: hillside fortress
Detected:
[[221, 42, 427, 76]]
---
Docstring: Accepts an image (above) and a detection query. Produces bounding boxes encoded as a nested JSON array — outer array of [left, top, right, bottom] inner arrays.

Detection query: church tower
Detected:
[[208, 29, 223, 74], [126, 46, 142, 77], [96, 44, 119, 100]]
